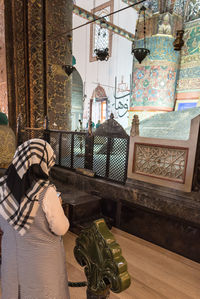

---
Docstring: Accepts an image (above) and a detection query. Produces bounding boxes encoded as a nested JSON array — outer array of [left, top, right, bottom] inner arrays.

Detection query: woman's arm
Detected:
[[42, 186, 69, 235]]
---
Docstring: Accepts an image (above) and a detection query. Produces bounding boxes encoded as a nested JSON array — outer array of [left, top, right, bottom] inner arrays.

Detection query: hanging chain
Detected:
[[143, 7, 146, 48]]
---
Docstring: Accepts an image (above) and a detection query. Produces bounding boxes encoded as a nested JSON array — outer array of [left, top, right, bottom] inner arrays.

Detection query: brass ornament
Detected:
[[173, 30, 184, 51]]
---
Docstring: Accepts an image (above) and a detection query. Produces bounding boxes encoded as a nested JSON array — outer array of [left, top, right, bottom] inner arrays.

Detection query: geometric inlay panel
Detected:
[[133, 143, 188, 183]]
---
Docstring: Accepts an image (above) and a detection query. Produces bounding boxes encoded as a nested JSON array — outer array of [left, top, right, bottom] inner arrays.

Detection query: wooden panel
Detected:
[[128, 115, 200, 192]]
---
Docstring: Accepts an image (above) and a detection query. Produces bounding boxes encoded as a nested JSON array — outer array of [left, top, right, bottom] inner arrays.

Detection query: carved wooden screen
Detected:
[[133, 143, 188, 183]]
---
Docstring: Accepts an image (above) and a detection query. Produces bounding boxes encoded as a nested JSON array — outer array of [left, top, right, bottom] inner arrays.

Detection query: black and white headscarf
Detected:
[[0, 138, 56, 235]]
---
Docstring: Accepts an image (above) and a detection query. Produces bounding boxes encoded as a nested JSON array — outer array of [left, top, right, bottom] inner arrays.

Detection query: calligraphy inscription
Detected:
[[113, 95, 129, 118], [133, 143, 188, 183]]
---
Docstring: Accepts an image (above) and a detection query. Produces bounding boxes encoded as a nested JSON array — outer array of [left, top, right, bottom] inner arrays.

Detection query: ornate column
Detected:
[[4, 0, 73, 132], [129, 12, 182, 122], [27, 0, 46, 128], [46, 0, 73, 130], [5, 0, 28, 131], [129, 0, 185, 123]]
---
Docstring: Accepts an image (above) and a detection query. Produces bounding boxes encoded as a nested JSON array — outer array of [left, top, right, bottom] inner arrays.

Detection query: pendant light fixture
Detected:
[[94, 20, 109, 61], [132, 6, 150, 64]]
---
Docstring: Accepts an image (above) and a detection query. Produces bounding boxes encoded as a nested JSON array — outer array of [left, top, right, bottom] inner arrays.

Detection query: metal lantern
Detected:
[[62, 65, 75, 76], [94, 47, 109, 61], [132, 6, 150, 64], [94, 20, 109, 62]]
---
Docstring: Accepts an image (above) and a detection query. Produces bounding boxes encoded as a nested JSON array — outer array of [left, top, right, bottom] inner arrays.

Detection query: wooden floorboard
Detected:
[[0, 227, 199, 298], [64, 227, 200, 299]]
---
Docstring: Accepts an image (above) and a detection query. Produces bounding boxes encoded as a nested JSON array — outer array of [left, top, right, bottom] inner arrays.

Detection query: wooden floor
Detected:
[[0, 228, 199, 298], [64, 228, 200, 299]]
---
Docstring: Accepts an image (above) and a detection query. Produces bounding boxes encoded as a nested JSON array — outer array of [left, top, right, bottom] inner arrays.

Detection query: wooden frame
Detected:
[[127, 115, 200, 192]]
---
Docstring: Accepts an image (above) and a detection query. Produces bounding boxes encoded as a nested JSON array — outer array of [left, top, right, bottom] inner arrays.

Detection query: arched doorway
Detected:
[[71, 69, 83, 131], [92, 84, 108, 125]]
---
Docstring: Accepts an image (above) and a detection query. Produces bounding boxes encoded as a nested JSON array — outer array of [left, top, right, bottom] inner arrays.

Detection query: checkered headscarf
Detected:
[[0, 139, 56, 235]]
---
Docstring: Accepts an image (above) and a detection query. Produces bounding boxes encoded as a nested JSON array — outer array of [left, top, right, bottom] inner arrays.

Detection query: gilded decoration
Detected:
[[5, 0, 28, 129], [4, 0, 73, 130], [27, 0, 46, 128], [133, 143, 188, 183], [46, 0, 72, 130], [0, 125, 16, 168]]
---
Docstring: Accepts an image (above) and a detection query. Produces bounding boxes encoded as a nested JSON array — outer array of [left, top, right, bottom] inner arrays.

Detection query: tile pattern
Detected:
[[131, 36, 178, 110], [177, 20, 200, 91]]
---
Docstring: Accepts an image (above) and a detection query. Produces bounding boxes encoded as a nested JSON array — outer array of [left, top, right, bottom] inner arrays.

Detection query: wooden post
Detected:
[[130, 114, 139, 137]]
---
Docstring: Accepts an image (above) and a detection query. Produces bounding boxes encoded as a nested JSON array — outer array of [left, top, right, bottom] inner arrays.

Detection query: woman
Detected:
[[0, 138, 70, 299]]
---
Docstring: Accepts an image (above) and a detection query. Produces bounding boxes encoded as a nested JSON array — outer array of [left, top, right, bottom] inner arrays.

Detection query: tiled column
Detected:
[[129, 13, 182, 123]]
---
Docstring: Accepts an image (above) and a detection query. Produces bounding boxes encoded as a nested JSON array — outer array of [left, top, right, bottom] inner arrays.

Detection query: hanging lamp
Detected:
[[62, 65, 75, 76], [132, 6, 150, 64], [62, 35, 75, 76], [94, 20, 109, 61]]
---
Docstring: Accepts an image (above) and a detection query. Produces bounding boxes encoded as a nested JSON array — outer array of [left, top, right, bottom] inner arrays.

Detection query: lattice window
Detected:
[[59, 133, 73, 168], [49, 131, 61, 165], [90, 1, 113, 62], [93, 135, 129, 183], [73, 133, 86, 169], [93, 136, 108, 177], [133, 143, 188, 183], [109, 138, 129, 182], [94, 14, 109, 52]]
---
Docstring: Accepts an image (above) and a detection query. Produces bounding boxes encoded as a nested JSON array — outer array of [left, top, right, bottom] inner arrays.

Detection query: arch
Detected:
[[92, 84, 107, 100], [91, 84, 108, 125], [71, 68, 83, 131]]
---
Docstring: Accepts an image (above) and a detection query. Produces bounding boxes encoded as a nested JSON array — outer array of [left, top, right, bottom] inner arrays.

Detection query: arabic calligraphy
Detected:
[[113, 76, 131, 118], [114, 94, 129, 118]]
